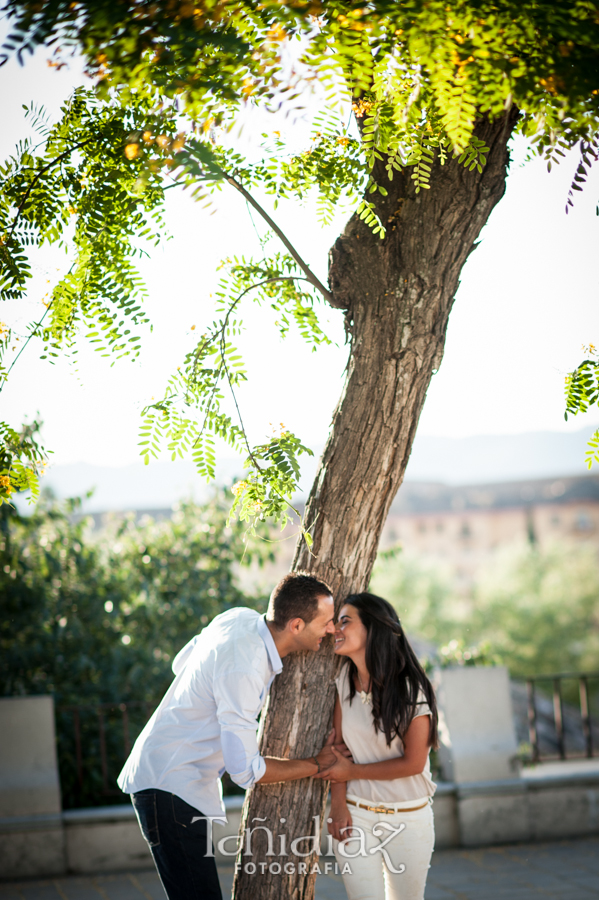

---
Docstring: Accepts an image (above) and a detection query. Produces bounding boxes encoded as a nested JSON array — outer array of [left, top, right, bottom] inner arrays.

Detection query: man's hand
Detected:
[[259, 730, 354, 784], [259, 731, 353, 784]]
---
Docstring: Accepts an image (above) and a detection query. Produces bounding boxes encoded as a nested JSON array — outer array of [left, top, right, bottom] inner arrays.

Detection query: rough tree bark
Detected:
[[233, 108, 519, 900]]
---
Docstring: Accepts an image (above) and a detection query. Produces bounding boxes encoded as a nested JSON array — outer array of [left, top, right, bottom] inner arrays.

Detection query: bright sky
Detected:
[[1, 47, 598, 469]]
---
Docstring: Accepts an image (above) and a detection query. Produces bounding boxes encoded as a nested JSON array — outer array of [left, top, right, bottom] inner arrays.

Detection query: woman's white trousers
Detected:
[[332, 794, 435, 900]]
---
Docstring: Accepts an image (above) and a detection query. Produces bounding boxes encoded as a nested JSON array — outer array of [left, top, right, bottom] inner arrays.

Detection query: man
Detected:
[[118, 572, 339, 900]]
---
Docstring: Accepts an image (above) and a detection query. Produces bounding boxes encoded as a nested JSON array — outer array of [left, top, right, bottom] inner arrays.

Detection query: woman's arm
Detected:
[[327, 695, 353, 840], [318, 714, 431, 783]]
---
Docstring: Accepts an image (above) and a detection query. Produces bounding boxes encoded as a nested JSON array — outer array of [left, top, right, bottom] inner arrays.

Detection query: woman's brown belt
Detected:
[[346, 798, 429, 815]]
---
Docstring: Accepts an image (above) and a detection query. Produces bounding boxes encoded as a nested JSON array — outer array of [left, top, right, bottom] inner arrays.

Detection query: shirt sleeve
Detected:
[[213, 668, 267, 790], [414, 688, 432, 718], [172, 635, 200, 676]]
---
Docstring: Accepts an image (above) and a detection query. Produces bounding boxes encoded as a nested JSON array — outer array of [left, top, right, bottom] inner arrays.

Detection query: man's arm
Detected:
[[215, 668, 341, 788], [258, 730, 337, 784], [259, 757, 319, 784]]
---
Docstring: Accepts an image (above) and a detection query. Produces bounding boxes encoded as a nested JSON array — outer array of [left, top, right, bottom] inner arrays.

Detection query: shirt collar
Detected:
[[257, 615, 283, 674]]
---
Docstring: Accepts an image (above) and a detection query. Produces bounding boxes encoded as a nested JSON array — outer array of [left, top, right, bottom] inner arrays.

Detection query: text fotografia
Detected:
[[237, 861, 352, 876], [192, 815, 407, 875]]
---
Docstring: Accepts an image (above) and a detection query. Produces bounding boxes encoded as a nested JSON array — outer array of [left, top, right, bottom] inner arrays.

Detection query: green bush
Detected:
[[0, 492, 271, 806]]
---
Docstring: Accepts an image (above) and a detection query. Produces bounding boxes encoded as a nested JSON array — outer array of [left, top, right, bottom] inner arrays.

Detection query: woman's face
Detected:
[[334, 604, 368, 657]]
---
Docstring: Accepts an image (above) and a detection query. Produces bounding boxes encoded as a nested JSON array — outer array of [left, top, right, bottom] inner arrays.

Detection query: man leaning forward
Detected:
[[118, 572, 341, 900]]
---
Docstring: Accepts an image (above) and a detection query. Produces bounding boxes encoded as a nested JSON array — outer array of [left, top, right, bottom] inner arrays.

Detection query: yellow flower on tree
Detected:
[[0, 475, 12, 493]]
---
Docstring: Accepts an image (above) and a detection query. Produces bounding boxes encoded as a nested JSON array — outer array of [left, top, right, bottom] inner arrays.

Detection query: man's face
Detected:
[[296, 594, 336, 652]]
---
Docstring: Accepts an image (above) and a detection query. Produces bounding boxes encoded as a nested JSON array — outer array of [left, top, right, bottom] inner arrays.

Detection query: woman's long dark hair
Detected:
[[341, 592, 438, 748]]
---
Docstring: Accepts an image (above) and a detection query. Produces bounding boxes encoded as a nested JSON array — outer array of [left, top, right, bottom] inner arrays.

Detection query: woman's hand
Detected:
[[328, 801, 353, 842], [317, 745, 355, 783], [314, 729, 353, 773]]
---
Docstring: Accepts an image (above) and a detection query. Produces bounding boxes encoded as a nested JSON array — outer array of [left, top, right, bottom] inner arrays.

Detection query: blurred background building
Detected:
[[382, 474, 599, 590]]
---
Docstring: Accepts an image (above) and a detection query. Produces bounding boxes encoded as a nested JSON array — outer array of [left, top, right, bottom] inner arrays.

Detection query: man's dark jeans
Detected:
[[131, 789, 222, 900]]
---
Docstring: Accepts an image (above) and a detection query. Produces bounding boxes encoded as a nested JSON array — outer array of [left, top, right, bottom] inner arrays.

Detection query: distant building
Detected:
[[381, 474, 599, 587], [82, 474, 599, 593]]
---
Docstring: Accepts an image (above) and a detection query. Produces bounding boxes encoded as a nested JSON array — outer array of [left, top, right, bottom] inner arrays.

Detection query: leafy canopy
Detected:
[[2, 1, 599, 523]]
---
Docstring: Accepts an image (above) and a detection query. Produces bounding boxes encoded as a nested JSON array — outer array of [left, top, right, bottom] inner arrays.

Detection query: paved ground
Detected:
[[424, 838, 599, 900], [1, 837, 597, 899]]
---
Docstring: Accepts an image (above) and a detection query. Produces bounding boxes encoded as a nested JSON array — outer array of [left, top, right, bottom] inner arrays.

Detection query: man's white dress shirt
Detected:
[[117, 607, 282, 817]]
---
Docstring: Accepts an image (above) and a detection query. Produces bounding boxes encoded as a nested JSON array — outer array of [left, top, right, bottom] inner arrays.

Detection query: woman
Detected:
[[319, 592, 438, 900]]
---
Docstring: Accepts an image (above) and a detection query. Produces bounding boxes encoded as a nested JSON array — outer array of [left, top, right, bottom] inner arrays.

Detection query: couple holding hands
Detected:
[[118, 572, 438, 900]]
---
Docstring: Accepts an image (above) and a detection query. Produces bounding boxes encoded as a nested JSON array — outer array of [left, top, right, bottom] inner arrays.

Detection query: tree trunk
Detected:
[[232, 109, 518, 900]]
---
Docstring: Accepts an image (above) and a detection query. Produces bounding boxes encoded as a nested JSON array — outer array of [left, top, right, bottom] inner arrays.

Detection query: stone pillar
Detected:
[[435, 665, 519, 783], [434, 666, 530, 846], [0, 695, 66, 877]]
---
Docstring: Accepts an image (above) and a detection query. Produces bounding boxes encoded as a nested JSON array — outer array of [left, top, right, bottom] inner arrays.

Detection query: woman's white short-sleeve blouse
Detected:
[[335, 665, 437, 804]]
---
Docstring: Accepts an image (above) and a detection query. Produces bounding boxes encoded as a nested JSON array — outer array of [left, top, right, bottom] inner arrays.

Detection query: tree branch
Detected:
[[0, 299, 54, 395], [225, 174, 333, 304], [193, 274, 313, 453], [8, 139, 92, 241]]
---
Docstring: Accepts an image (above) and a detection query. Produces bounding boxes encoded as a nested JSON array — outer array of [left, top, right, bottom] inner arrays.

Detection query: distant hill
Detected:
[[389, 473, 599, 515], [403, 426, 597, 484], [41, 426, 597, 512]]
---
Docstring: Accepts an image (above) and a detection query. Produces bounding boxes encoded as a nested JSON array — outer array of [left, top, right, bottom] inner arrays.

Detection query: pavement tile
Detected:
[[120, 875, 163, 900], [427, 879, 494, 888], [566, 875, 599, 890], [218, 867, 233, 898], [516, 874, 585, 888], [14, 886, 62, 900], [52, 880, 106, 900], [436, 871, 494, 882], [0, 889, 24, 900], [468, 893, 549, 899], [541, 893, 599, 900], [431, 883, 521, 893], [576, 864, 599, 875], [314, 873, 348, 900], [90, 876, 145, 900], [56, 880, 100, 900], [427, 880, 486, 888], [424, 889, 459, 899], [541, 872, 598, 885]]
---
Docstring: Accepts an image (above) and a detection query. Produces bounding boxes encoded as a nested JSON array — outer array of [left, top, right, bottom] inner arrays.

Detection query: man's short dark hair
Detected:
[[268, 572, 333, 630]]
